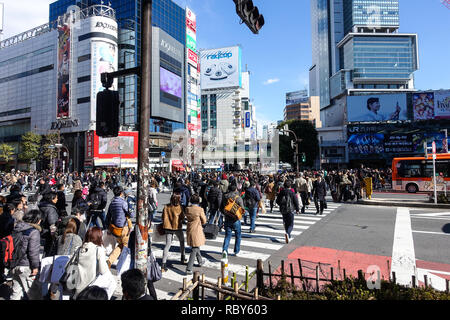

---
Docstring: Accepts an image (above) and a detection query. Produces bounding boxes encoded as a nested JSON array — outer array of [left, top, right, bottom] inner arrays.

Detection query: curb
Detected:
[[357, 200, 450, 209]]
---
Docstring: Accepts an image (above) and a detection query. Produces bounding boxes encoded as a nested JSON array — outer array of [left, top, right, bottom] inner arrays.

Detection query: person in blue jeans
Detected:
[[221, 185, 244, 256], [243, 180, 261, 233]]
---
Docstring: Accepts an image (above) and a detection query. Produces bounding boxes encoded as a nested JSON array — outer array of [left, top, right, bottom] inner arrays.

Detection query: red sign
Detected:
[[86, 131, 94, 159], [188, 49, 198, 68], [188, 123, 195, 131], [93, 131, 139, 160]]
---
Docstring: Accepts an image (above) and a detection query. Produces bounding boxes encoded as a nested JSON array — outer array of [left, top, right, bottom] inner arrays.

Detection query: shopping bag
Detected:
[[147, 251, 162, 282], [50, 255, 71, 283], [102, 230, 117, 256], [116, 246, 131, 276], [39, 256, 55, 283], [91, 270, 117, 300]]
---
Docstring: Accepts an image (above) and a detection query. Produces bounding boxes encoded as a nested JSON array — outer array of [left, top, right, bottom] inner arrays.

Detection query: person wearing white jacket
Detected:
[[148, 181, 158, 222], [71, 227, 110, 300]]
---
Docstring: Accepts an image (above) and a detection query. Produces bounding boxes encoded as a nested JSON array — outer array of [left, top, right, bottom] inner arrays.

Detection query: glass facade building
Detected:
[[344, 0, 399, 34], [49, 0, 186, 134]]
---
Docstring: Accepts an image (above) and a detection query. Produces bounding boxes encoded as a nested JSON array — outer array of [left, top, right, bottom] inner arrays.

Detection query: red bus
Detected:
[[392, 154, 450, 193]]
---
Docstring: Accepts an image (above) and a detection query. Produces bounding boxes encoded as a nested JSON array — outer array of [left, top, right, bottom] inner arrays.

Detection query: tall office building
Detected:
[[49, 0, 199, 170], [310, 0, 420, 168]]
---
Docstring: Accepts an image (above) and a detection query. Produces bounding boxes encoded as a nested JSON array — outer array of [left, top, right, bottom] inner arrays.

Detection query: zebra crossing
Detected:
[[131, 198, 341, 300]]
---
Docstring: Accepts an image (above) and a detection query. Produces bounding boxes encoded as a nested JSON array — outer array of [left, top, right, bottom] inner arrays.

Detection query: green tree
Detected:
[[42, 133, 59, 169], [0, 143, 15, 170], [277, 120, 320, 169], [19, 132, 42, 169]]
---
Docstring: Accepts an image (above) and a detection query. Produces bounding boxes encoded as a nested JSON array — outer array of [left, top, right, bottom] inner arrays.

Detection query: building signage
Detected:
[[160, 38, 183, 59], [200, 46, 242, 90], [86, 131, 94, 159], [347, 94, 408, 122], [51, 119, 79, 130], [186, 7, 196, 32], [435, 90, 450, 120], [245, 111, 251, 128], [186, 34, 196, 52], [413, 92, 434, 120], [95, 21, 118, 32], [188, 49, 198, 68], [57, 23, 71, 119]]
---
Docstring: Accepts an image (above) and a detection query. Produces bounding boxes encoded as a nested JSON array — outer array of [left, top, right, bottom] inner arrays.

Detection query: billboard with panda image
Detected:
[[200, 46, 242, 90]]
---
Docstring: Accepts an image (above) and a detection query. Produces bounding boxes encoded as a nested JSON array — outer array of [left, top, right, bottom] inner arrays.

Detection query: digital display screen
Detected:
[[160, 67, 182, 98], [98, 136, 134, 155]]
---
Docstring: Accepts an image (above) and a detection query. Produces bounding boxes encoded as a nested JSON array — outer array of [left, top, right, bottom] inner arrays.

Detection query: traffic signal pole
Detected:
[[135, 0, 152, 275]]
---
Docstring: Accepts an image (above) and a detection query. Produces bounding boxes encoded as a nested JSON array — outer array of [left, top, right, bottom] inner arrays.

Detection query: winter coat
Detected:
[[13, 221, 41, 270], [161, 204, 184, 231], [276, 188, 300, 214], [185, 205, 207, 247], [38, 201, 59, 234], [72, 242, 109, 299], [72, 197, 89, 214], [56, 232, 83, 256], [106, 196, 128, 228], [264, 182, 277, 201], [207, 187, 223, 211], [244, 187, 261, 209], [219, 179, 229, 194], [312, 180, 327, 201], [89, 187, 108, 210]]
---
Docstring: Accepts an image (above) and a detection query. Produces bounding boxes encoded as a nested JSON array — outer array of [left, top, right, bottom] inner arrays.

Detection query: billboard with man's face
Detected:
[[200, 46, 242, 90], [347, 94, 408, 122]]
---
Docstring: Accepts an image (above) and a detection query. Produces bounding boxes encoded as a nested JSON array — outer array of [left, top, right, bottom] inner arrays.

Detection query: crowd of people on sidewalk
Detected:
[[0, 166, 387, 300]]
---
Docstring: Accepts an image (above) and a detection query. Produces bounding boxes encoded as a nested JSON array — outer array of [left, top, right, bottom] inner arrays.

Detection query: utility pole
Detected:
[[135, 0, 152, 276]]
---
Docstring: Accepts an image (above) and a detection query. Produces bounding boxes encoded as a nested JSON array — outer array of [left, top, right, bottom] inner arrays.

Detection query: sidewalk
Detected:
[[357, 197, 450, 209]]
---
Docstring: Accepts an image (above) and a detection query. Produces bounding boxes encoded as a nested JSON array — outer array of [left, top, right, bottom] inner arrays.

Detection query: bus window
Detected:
[[398, 160, 423, 178], [435, 160, 450, 177]]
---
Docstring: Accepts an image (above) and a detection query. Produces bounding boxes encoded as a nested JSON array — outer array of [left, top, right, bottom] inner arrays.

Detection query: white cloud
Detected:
[[1, 0, 58, 39], [263, 78, 280, 85]]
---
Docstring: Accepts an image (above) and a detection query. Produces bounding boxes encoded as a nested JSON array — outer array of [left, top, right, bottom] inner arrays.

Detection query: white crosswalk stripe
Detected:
[[138, 200, 342, 299]]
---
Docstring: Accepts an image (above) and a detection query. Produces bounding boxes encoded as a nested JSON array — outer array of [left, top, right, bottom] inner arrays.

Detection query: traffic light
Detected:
[[291, 140, 295, 149], [96, 89, 120, 137], [301, 153, 306, 163], [234, 0, 265, 34]]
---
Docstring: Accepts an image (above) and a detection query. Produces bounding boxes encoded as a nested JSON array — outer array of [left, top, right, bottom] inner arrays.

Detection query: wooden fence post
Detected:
[[298, 259, 306, 291], [330, 267, 334, 281], [343, 268, 346, 280], [217, 277, 222, 300], [234, 282, 239, 300], [392, 272, 396, 284], [357, 270, 363, 281], [446, 279, 449, 293], [290, 263, 295, 286], [315, 266, 320, 293], [193, 272, 200, 300], [254, 287, 259, 300], [201, 274, 205, 300], [256, 259, 264, 293], [245, 266, 249, 293], [281, 260, 285, 277], [268, 262, 273, 290], [424, 275, 428, 288]]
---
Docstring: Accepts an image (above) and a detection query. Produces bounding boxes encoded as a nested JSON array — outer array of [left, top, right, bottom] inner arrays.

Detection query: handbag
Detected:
[[223, 196, 245, 221], [108, 223, 124, 237], [147, 250, 162, 282], [156, 223, 165, 236], [59, 247, 82, 295]]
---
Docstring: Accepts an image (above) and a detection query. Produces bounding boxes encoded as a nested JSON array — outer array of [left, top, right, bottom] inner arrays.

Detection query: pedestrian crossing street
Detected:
[[127, 197, 342, 300]]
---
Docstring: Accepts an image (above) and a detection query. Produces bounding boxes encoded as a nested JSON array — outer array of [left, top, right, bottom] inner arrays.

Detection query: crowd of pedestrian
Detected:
[[0, 166, 389, 300]]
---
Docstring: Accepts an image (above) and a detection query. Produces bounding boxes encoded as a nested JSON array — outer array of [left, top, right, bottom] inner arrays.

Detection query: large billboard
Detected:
[[160, 67, 182, 98], [93, 131, 138, 168], [57, 24, 70, 119], [91, 41, 118, 108], [413, 92, 434, 120], [435, 91, 450, 120], [347, 94, 408, 122], [286, 90, 308, 105], [200, 46, 242, 90]]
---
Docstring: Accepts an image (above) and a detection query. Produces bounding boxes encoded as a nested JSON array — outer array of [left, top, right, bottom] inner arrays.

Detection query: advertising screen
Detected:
[[91, 41, 118, 108], [200, 46, 242, 90], [348, 134, 385, 155], [93, 131, 138, 168], [413, 92, 434, 120], [57, 24, 70, 119], [435, 90, 450, 120], [347, 94, 408, 122], [412, 132, 446, 153], [160, 67, 182, 98], [286, 90, 308, 105]]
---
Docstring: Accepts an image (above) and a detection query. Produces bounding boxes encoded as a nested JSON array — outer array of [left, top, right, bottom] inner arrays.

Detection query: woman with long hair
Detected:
[[160, 192, 186, 272]]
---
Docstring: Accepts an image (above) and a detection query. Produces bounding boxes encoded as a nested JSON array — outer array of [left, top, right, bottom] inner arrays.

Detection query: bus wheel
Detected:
[[406, 183, 418, 193]]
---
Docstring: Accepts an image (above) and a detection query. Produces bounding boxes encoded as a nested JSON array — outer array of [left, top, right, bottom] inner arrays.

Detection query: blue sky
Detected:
[[175, 0, 450, 128]]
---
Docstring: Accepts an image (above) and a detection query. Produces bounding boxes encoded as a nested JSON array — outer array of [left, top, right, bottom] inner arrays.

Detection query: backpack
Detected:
[[279, 191, 294, 214], [244, 189, 257, 209], [223, 196, 245, 221], [89, 192, 102, 210], [0, 229, 31, 271]]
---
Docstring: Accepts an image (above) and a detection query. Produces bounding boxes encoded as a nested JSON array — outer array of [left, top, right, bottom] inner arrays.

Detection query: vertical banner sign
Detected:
[[86, 131, 94, 159], [245, 112, 251, 128], [57, 24, 71, 119]]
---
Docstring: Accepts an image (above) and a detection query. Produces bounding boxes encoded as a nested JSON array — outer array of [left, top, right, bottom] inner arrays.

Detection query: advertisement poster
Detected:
[[160, 67, 182, 98], [94, 131, 138, 168], [188, 49, 198, 69], [347, 94, 408, 122], [186, 7, 196, 32], [384, 134, 413, 153], [200, 46, 242, 90], [413, 92, 434, 120], [57, 24, 70, 119], [348, 134, 385, 155], [412, 132, 445, 153], [434, 90, 450, 120], [286, 90, 308, 105], [91, 41, 118, 107]]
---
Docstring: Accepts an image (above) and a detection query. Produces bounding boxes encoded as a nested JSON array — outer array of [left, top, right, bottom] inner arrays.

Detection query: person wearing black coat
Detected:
[[206, 181, 223, 227], [38, 191, 60, 257], [276, 180, 300, 243], [312, 174, 327, 215], [55, 184, 67, 217]]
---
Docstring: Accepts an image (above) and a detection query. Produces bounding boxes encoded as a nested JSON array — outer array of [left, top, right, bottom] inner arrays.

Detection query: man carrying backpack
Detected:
[[243, 180, 261, 234], [276, 180, 300, 244], [87, 181, 108, 229], [221, 185, 244, 257]]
